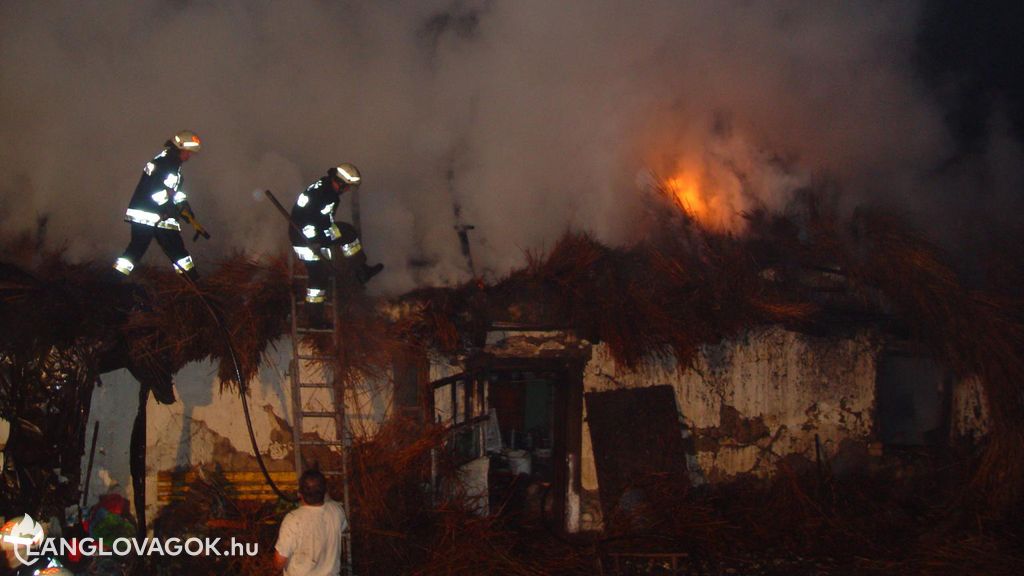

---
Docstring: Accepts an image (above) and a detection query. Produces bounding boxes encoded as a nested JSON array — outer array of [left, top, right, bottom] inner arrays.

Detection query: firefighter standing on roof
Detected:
[[290, 163, 383, 324], [113, 130, 208, 281]]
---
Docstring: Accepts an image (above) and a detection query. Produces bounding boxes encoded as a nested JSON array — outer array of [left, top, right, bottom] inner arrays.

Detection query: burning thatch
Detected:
[[3, 189, 1024, 571]]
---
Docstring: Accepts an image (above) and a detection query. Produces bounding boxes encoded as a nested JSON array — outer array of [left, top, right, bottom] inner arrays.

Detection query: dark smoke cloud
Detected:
[[1, 1, 1019, 292]]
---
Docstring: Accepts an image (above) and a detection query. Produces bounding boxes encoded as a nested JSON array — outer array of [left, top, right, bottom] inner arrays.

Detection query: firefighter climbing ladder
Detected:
[[287, 255, 353, 575]]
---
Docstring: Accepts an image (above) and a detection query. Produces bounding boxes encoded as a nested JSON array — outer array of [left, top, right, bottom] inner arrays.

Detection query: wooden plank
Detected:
[[156, 470, 298, 503], [584, 385, 691, 526]]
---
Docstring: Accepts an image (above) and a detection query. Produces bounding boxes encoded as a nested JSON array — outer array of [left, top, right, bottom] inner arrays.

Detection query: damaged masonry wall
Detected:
[[481, 324, 990, 533], [951, 375, 990, 440], [83, 339, 392, 521], [437, 325, 882, 532], [581, 325, 880, 488], [80, 324, 991, 528]]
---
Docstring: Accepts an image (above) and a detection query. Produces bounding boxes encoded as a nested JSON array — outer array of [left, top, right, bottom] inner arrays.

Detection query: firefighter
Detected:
[[113, 130, 208, 281], [290, 164, 383, 325]]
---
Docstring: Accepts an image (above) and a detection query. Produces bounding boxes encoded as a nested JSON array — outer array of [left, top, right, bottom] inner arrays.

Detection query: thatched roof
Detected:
[[3, 191, 1024, 512]]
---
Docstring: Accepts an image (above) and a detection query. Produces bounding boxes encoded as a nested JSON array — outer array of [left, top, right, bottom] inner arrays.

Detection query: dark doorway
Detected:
[[876, 353, 949, 446], [487, 370, 556, 455], [431, 355, 585, 532], [392, 346, 429, 421], [485, 367, 563, 527]]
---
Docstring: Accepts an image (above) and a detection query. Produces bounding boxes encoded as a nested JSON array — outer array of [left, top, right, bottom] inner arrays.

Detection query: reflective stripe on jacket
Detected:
[[289, 177, 342, 246], [124, 148, 190, 230]]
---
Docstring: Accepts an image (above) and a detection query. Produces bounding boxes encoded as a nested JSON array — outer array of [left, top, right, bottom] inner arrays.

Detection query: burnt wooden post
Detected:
[[130, 384, 150, 538]]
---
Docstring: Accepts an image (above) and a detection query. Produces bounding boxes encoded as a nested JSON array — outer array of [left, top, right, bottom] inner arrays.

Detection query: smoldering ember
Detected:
[[2, 2, 1024, 576]]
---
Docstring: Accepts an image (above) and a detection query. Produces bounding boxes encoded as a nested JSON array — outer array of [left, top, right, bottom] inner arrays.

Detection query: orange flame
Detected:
[[664, 172, 733, 231]]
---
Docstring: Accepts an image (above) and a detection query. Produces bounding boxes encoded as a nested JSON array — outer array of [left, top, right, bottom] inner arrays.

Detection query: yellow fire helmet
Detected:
[[331, 163, 361, 187], [171, 130, 202, 152]]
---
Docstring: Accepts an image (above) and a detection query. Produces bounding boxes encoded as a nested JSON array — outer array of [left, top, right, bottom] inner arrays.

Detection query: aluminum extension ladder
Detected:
[[287, 255, 354, 575]]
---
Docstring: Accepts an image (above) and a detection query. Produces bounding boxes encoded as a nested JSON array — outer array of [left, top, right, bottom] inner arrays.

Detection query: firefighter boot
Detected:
[[109, 263, 131, 283], [357, 262, 384, 284]]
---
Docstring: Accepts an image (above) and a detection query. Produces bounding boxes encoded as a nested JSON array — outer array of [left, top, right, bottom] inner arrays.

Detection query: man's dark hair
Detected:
[[299, 470, 327, 505]]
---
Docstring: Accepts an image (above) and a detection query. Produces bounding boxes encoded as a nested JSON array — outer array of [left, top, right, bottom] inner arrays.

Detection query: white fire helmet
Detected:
[[171, 130, 202, 152], [331, 163, 361, 187]]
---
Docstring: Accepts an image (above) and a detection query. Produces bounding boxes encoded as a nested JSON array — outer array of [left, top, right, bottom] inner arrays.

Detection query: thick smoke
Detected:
[[0, 1, 1018, 292]]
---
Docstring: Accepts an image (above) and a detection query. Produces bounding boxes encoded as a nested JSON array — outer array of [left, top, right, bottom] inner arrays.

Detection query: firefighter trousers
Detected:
[[295, 221, 371, 303], [118, 223, 197, 277]]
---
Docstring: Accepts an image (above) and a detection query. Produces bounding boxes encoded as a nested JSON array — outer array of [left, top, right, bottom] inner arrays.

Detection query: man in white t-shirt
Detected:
[[274, 470, 348, 576]]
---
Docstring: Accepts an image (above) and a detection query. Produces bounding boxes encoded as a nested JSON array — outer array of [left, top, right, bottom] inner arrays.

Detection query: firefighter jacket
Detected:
[[289, 176, 365, 262], [123, 148, 194, 231], [290, 176, 344, 246]]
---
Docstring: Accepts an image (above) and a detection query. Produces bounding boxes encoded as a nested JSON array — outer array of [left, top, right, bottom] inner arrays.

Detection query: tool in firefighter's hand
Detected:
[[265, 189, 328, 255], [264, 189, 304, 236], [179, 207, 211, 241], [264, 188, 333, 257], [191, 224, 210, 242]]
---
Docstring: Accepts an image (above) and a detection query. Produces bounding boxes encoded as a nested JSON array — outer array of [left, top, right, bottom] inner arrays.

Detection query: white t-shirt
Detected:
[[275, 499, 348, 576]]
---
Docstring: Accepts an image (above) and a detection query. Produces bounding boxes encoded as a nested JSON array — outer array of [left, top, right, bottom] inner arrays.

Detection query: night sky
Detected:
[[0, 1, 1020, 292]]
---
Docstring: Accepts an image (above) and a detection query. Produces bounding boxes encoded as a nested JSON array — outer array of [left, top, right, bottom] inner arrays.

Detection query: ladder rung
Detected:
[[300, 440, 344, 446], [299, 383, 332, 389], [301, 411, 336, 418], [293, 303, 337, 310], [297, 354, 334, 361], [322, 471, 346, 476], [293, 301, 335, 307], [296, 327, 335, 334]]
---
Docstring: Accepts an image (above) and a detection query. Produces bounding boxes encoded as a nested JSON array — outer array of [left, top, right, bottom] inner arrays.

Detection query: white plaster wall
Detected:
[[84, 356, 295, 522], [83, 337, 394, 522], [484, 330, 582, 356], [150, 352, 294, 470], [144, 354, 296, 520], [81, 325, 884, 529], [0, 416, 10, 476], [429, 355, 462, 383], [581, 326, 880, 486], [345, 370, 393, 439], [951, 375, 991, 439], [80, 369, 140, 511]]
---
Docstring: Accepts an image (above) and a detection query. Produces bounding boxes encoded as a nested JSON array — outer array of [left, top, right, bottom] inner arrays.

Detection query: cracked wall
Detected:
[[0, 416, 8, 471], [951, 375, 990, 440], [581, 325, 881, 491], [450, 325, 880, 533], [81, 321, 989, 532], [84, 338, 392, 522]]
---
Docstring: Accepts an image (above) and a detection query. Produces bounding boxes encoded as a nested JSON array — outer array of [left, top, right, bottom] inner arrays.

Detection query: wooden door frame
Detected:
[[465, 353, 586, 534]]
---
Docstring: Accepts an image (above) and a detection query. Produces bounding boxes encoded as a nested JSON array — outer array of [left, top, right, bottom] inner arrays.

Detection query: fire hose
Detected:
[[174, 268, 298, 503]]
